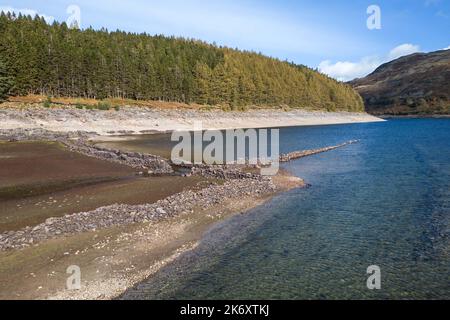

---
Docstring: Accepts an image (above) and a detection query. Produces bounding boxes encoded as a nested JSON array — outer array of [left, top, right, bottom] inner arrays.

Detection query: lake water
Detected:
[[122, 119, 450, 300]]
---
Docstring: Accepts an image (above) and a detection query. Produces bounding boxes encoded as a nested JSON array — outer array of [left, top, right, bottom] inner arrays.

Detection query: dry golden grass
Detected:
[[6, 95, 210, 110]]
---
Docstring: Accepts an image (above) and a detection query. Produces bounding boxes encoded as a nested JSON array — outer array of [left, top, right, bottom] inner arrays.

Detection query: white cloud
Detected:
[[387, 44, 421, 60], [318, 56, 381, 82], [443, 46, 450, 50], [0, 6, 54, 23], [318, 43, 421, 82]]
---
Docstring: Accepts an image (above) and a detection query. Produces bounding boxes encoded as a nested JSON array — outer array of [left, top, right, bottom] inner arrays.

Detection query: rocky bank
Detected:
[[0, 128, 173, 175], [0, 178, 276, 251], [0, 104, 384, 135], [0, 128, 281, 251]]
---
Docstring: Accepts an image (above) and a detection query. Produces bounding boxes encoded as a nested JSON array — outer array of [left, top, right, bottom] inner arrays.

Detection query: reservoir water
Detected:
[[122, 118, 450, 299]]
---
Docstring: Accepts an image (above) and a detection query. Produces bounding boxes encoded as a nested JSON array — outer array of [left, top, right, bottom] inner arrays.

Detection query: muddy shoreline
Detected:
[[0, 128, 306, 299], [0, 177, 277, 251], [0, 166, 302, 299], [0, 104, 359, 299], [0, 128, 279, 252]]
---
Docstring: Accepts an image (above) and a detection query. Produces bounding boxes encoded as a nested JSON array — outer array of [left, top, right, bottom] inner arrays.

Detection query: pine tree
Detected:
[[0, 14, 365, 112], [194, 62, 212, 104], [0, 59, 13, 101]]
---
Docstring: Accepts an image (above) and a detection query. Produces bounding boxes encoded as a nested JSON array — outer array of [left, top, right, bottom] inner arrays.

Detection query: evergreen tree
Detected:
[[0, 14, 364, 112], [0, 59, 13, 101]]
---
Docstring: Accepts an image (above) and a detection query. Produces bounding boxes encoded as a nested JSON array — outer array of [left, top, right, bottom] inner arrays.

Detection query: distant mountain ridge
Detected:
[[350, 49, 450, 115]]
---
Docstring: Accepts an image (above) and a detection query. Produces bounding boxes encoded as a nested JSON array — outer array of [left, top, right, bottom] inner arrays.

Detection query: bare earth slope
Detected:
[[350, 49, 450, 115]]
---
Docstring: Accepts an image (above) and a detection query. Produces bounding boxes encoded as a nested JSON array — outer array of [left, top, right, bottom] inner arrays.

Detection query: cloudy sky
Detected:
[[1, 0, 449, 81]]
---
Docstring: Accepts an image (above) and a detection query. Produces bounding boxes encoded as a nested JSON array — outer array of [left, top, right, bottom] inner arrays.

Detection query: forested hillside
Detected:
[[0, 13, 364, 111]]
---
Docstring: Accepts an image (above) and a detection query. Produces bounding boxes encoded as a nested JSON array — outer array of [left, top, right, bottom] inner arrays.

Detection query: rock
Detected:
[[156, 208, 166, 215], [0, 128, 280, 252]]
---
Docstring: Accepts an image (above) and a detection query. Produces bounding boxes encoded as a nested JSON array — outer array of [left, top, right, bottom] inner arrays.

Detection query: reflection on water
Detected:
[[122, 119, 450, 300]]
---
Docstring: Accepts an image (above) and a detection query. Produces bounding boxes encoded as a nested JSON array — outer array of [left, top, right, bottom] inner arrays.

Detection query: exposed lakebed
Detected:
[[0, 141, 206, 232]]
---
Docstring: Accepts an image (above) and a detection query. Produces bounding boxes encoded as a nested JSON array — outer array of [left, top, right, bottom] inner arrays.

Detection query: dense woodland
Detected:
[[0, 13, 364, 111]]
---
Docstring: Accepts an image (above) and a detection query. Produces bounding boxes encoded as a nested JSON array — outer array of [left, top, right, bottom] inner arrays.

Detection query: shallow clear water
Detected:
[[122, 119, 450, 300]]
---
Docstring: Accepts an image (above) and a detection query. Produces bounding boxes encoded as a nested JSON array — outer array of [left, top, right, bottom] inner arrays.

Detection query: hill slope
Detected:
[[350, 49, 450, 115], [0, 13, 363, 112]]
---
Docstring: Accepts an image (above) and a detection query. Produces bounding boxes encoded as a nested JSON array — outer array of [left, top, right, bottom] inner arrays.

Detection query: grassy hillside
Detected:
[[350, 50, 450, 115], [0, 12, 364, 112]]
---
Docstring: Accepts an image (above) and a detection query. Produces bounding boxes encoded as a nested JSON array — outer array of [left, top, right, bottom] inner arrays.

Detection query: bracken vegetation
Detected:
[[0, 13, 364, 111], [350, 49, 450, 115]]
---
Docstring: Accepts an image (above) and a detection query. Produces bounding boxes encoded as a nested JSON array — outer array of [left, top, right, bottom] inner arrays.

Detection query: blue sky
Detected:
[[1, 0, 449, 80]]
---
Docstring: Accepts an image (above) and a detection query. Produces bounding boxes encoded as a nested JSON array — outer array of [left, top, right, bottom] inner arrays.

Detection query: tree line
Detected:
[[0, 12, 364, 111]]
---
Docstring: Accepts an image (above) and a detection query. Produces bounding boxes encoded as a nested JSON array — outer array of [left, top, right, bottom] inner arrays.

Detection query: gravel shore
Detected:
[[0, 178, 276, 251], [0, 104, 384, 135], [0, 128, 284, 254]]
